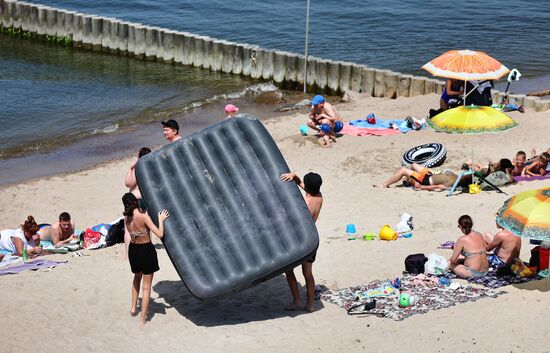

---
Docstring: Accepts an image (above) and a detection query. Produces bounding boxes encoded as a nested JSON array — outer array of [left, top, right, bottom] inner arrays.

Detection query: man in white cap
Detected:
[[161, 119, 181, 143]]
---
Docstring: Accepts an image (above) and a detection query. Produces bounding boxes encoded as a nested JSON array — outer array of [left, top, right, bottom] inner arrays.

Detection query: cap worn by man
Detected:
[[161, 119, 179, 132], [311, 95, 325, 106]]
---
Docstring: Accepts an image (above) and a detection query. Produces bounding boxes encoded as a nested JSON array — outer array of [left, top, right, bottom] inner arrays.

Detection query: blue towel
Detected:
[[349, 119, 411, 133]]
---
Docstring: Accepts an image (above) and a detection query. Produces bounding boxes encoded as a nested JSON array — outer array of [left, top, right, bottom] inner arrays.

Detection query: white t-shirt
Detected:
[[0, 228, 31, 254]]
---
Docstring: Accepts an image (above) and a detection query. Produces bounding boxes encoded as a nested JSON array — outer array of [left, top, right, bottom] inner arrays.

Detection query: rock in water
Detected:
[[255, 91, 286, 104]]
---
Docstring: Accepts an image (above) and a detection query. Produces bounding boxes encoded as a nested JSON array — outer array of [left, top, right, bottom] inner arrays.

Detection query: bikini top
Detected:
[[129, 229, 149, 238], [461, 249, 485, 257]]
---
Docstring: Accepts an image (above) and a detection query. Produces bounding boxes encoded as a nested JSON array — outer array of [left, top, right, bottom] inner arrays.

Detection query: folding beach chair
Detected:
[[447, 165, 507, 197]]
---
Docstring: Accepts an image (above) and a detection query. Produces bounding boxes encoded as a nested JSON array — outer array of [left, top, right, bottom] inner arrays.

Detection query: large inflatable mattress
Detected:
[[136, 116, 319, 300]]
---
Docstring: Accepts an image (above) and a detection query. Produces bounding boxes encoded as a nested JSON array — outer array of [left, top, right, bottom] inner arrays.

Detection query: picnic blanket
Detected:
[[0, 259, 66, 276], [443, 267, 543, 289], [341, 123, 401, 137], [320, 274, 504, 321], [513, 174, 550, 182]]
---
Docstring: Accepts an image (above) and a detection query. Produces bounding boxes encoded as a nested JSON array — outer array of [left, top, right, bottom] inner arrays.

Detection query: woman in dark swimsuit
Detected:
[[122, 193, 170, 326]]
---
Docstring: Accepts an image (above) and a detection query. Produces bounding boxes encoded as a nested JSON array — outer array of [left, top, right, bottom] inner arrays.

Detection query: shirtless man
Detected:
[[307, 95, 342, 146], [39, 212, 76, 247], [484, 222, 521, 267], [280, 171, 323, 312], [161, 119, 181, 143], [374, 163, 469, 191]]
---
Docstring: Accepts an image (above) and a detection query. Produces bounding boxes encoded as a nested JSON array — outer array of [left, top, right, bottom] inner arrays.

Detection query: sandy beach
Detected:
[[1, 93, 549, 353]]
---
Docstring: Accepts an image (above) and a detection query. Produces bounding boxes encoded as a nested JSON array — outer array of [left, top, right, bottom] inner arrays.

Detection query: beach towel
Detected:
[[349, 118, 412, 133], [443, 267, 542, 289], [513, 174, 550, 182], [320, 274, 504, 321], [0, 259, 66, 276], [0, 254, 23, 268], [341, 123, 401, 137]]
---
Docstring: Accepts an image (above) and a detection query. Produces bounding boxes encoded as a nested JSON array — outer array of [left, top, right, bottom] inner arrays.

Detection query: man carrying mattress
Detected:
[[280, 171, 323, 312], [374, 163, 469, 191]]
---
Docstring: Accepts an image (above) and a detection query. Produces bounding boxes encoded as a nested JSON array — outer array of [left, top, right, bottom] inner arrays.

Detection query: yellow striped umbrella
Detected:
[[496, 188, 550, 242], [422, 49, 509, 81], [428, 105, 518, 133]]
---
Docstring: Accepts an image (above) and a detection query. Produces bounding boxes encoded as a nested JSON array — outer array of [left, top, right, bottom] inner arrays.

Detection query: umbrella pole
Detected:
[[464, 80, 466, 106]]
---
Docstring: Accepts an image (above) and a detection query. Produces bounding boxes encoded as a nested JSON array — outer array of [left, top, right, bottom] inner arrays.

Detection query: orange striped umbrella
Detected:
[[422, 50, 509, 81]]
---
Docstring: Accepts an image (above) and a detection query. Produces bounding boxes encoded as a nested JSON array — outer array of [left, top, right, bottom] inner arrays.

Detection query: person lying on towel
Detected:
[[374, 163, 469, 191]]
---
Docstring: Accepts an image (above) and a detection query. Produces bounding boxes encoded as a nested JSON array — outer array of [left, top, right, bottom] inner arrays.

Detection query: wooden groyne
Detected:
[[1, 0, 548, 111]]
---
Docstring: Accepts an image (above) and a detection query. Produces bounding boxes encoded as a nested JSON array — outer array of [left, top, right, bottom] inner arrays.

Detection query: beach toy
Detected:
[[379, 225, 398, 241], [438, 277, 451, 287], [299, 125, 309, 136], [334, 121, 344, 133], [345, 224, 357, 240], [398, 292, 416, 307], [319, 124, 331, 134], [363, 232, 375, 241], [468, 184, 482, 194]]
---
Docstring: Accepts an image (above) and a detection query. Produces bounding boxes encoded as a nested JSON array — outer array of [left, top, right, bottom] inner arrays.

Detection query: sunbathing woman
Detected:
[[122, 193, 170, 326], [374, 163, 469, 191], [0, 216, 42, 260], [449, 215, 489, 278]]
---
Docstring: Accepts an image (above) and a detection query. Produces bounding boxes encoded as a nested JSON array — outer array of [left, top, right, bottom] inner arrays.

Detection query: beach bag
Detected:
[[404, 253, 428, 274], [106, 219, 125, 247], [480, 171, 510, 190], [366, 113, 376, 124], [425, 253, 449, 276], [529, 246, 550, 271], [82, 228, 102, 249]]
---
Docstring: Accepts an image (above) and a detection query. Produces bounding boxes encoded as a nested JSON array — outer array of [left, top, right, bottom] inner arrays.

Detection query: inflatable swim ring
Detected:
[[401, 143, 446, 168]]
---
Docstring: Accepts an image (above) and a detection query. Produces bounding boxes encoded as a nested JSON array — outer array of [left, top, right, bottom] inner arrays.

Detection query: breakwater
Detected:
[[1, 0, 548, 111]]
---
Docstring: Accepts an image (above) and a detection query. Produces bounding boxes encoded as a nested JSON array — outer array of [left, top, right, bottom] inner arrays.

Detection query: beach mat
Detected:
[[136, 116, 319, 300], [320, 274, 505, 321], [0, 259, 66, 275], [341, 123, 400, 137], [513, 174, 550, 182]]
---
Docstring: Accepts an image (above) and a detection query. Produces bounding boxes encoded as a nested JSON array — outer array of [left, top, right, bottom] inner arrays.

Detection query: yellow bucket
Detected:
[[379, 225, 398, 241], [469, 184, 482, 194]]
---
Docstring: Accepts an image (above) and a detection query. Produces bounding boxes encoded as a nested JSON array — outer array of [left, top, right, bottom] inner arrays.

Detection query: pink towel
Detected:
[[341, 123, 400, 137]]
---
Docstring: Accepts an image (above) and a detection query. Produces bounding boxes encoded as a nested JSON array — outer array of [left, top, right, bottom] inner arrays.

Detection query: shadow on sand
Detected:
[[152, 274, 324, 326]]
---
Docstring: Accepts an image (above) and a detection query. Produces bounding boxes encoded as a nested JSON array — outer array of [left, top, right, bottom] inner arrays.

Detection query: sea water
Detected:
[[1, 0, 549, 184]]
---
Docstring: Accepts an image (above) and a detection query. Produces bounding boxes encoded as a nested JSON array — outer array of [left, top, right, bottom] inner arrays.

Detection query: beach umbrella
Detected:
[[422, 49, 509, 81], [496, 188, 550, 242], [428, 105, 518, 133], [422, 49, 509, 105]]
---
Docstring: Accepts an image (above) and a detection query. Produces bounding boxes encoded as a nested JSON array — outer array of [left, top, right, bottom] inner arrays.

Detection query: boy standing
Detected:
[[280, 172, 323, 312]]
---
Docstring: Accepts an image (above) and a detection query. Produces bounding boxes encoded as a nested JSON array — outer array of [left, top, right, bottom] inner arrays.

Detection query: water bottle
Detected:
[[22, 246, 28, 261]]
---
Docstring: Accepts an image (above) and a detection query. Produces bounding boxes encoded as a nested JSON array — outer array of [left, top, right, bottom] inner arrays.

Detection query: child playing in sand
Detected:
[[522, 152, 549, 177], [280, 171, 323, 312], [511, 151, 527, 177]]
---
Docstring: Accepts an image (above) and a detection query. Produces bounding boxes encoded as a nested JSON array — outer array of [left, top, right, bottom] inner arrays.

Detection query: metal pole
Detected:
[[303, 0, 311, 93]]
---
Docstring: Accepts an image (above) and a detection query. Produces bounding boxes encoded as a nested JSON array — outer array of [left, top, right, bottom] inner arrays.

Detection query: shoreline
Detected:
[[2, 93, 550, 352]]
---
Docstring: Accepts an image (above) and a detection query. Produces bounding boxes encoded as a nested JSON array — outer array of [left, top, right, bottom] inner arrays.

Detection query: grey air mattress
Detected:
[[135, 116, 319, 300]]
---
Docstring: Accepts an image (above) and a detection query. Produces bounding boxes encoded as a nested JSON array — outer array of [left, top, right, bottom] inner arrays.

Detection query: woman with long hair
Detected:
[[122, 193, 169, 326], [0, 215, 42, 260], [449, 215, 489, 278]]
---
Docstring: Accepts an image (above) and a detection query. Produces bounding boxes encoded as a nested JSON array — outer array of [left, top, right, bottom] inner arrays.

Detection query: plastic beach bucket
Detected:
[[346, 224, 357, 240], [379, 225, 398, 241]]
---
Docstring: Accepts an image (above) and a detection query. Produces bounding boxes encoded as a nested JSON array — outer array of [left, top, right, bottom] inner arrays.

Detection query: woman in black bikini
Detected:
[[122, 193, 170, 326]]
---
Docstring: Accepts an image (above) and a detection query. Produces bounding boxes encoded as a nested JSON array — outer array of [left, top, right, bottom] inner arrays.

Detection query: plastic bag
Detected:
[[425, 253, 449, 276]]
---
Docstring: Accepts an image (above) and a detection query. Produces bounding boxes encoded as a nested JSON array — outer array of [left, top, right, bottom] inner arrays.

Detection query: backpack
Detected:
[[106, 219, 125, 247], [404, 253, 428, 274]]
